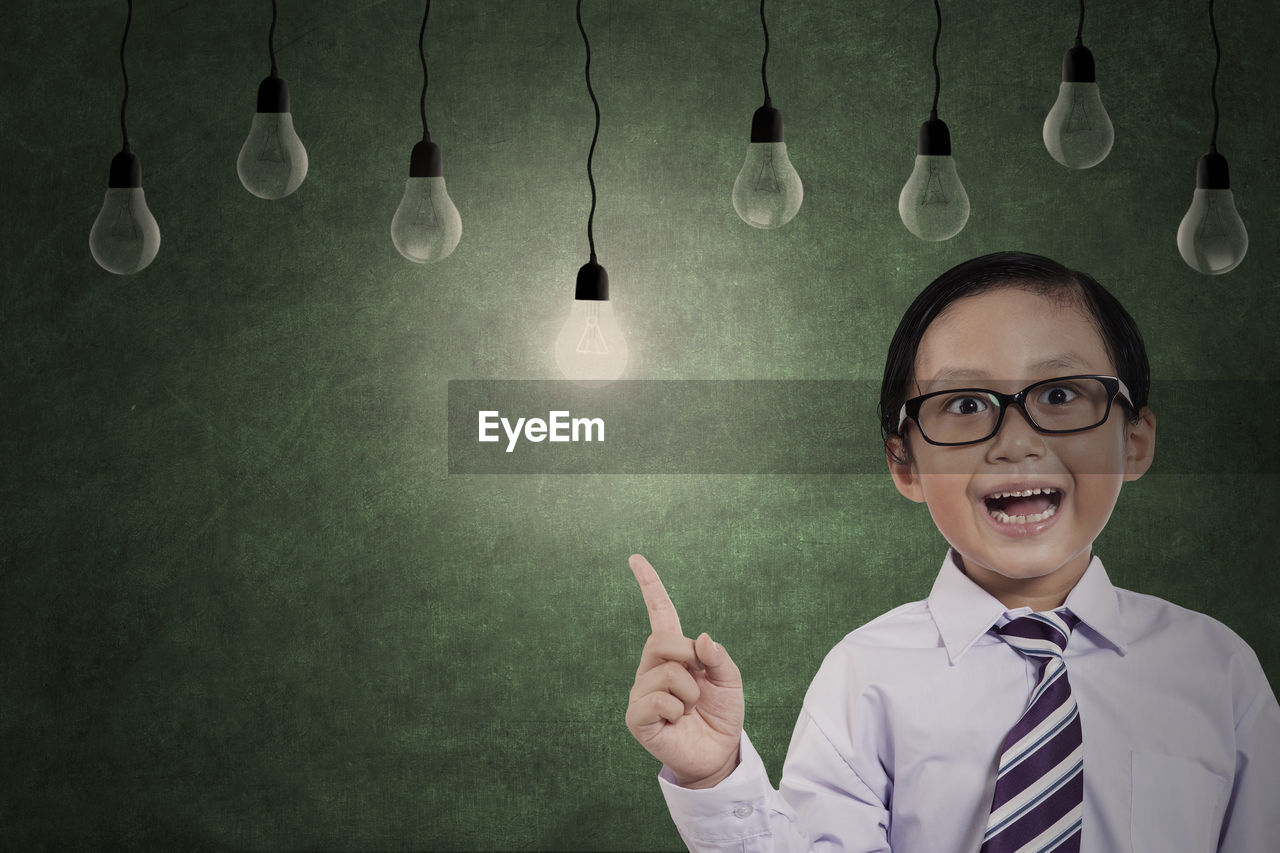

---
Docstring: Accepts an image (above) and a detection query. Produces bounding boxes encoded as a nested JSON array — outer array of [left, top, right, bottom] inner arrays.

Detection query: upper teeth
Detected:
[[989, 488, 1058, 499]]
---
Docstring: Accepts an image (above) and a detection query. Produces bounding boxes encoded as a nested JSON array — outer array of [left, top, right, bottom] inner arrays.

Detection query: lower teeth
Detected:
[[990, 502, 1058, 525]]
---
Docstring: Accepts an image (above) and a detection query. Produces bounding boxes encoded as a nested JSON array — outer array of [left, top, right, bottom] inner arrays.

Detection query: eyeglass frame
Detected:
[[896, 374, 1137, 447]]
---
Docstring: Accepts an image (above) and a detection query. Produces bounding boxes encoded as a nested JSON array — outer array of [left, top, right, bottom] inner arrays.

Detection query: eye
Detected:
[[1037, 384, 1081, 406], [941, 394, 990, 416]]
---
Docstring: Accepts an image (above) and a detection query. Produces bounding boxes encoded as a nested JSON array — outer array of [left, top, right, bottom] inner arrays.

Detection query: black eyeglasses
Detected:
[[897, 374, 1135, 447]]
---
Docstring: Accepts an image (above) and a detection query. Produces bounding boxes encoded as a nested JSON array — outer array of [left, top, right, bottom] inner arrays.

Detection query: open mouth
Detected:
[[982, 487, 1063, 525]]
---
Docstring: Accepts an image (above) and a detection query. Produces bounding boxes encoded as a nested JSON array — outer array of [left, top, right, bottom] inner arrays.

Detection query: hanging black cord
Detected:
[[1209, 0, 1220, 152], [576, 0, 599, 263], [1076, 0, 1085, 42], [930, 0, 941, 116], [419, 0, 431, 140], [269, 0, 278, 75], [119, 0, 132, 151], [760, 0, 771, 104]]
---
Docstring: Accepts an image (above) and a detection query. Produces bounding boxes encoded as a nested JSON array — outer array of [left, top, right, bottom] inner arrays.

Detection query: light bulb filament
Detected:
[[575, 308, 609, 355], [414, 193, 440, 228], [256, 118, 287, 163], [753, 152, 781, 193], [1064, 91, 1094, 134], [555, 295, 627, 384], [1199, 197, 1229, 241], [921, 163, 949, 206], [110, 199, 139, 239]]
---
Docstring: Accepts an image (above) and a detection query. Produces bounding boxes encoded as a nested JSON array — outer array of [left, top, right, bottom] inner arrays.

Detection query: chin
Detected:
[[986, 558, 1065, 581], [966, 539, 1090, 582]]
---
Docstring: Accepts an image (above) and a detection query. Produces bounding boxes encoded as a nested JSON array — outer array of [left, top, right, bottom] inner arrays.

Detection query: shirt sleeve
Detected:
[[1216, 651, 1280, 853], [657, 716, 891, 853]]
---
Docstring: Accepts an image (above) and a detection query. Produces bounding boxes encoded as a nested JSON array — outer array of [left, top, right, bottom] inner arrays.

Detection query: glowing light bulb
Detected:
[[237, 75, 308, 199], [899, 114, 969, 241], [732, 102, 802, 229], [1043, 40, 1114, 169], [90, 150, 160, 275], [554, 262, 628, 386], [390, 140, 461, 263], [1178, 151, 1248, 275]]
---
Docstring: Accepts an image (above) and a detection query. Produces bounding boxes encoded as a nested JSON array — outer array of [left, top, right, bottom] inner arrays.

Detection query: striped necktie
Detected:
[[981, 610, 1083, 853]]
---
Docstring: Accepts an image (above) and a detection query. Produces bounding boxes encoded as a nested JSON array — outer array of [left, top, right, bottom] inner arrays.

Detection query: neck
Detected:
[[956, 550, 1091, 612]]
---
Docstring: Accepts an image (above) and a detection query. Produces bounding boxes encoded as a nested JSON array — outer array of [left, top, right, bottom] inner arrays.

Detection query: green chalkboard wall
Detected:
[[3, 0, 1277, 849]]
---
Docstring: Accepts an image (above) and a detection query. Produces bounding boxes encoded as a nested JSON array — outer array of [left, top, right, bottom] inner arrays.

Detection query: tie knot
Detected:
[[994, 610, 1079, 656]]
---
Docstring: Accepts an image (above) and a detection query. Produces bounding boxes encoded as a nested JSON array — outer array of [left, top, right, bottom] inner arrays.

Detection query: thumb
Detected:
[[694, 632, 741, 687]]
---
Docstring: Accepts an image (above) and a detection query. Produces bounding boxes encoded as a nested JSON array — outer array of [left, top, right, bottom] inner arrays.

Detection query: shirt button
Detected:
[[732, 803, 753, 819]]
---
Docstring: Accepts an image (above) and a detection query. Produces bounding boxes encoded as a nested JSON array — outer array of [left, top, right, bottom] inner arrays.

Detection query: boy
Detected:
[[626, 252, 1280, 851]]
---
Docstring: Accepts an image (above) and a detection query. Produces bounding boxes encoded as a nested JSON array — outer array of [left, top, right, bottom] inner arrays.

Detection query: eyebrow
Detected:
[[923, 353, 1091, 384]]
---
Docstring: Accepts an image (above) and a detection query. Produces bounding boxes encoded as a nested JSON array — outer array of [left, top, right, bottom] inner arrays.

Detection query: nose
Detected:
[[985, 401, 1046, 462]]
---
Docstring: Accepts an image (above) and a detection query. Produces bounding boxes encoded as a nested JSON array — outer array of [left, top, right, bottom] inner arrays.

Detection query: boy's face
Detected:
[[886, 286, 1156, 608]]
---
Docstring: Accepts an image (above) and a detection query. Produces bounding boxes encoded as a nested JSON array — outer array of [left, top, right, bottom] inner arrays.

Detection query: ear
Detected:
[[1122, 406, 1157, 482], [886, 434, 927, 503]]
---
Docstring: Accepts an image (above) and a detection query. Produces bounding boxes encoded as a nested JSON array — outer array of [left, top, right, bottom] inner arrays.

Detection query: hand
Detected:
[[625, 553, 744, 789]]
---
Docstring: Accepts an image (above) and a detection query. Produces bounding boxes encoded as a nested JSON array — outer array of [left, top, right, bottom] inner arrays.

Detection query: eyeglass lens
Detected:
[[917, 377, 1114, 444]]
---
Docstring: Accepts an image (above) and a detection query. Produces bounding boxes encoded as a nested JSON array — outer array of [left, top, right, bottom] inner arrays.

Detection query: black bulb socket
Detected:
[[409, 140, 443, 178], [107, 149, 142, 188], [917, 116, 952, 156], [1196, 151, 1231, 189], [750, 103, 785, 143], [256, 74, 291, 113], [1062, 42, 1097, 83], [575, 260, 609, 301]]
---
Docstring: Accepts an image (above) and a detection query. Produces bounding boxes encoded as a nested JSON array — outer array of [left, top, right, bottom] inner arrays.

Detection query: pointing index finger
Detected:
[[629, 554, 683, 636]]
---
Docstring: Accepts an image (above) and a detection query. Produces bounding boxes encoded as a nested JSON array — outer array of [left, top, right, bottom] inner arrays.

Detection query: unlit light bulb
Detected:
[[1177, 151, 1248, 275], [733, 142, 803, 228], [90, 150, 160, 275], [554, 262, 628, 386], [899, 114, 969, 241], [1043, 41, 1114, 169], [390, 140, 461, 263], [237, 75, 308, 199], [732, 102, 802, 229]]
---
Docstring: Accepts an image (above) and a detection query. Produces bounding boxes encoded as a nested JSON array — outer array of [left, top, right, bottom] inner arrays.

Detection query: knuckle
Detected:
[[661, 660, 688, 681]]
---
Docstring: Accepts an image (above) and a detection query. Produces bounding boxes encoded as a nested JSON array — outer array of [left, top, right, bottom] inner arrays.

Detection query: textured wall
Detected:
[[2, 0, 1277, 849]]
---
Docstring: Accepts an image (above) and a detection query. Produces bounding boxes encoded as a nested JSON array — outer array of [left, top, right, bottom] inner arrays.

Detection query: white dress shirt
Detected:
[[658, 550, 1280, 852]]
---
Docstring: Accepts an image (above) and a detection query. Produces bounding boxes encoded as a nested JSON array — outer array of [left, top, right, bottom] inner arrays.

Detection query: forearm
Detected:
[[658, 723, 891, 853], [658, 730, 813, 853]]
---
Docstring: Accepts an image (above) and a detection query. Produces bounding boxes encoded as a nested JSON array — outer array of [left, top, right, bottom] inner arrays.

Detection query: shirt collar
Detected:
[[927, 548, 1129, 665]]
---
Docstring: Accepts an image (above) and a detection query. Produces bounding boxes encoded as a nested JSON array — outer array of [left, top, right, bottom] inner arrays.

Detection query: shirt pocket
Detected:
[[1130, 750, 1229, 853]]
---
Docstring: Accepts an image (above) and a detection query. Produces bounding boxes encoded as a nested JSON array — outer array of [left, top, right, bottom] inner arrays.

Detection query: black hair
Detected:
[[879, 251, 1150, 463]]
